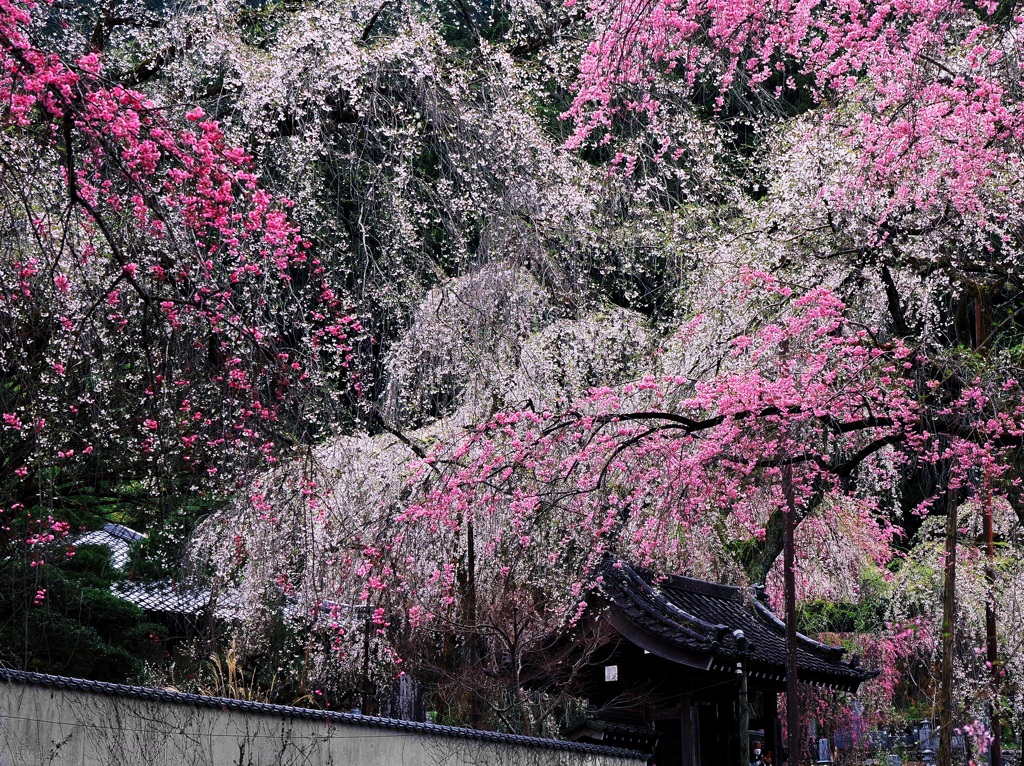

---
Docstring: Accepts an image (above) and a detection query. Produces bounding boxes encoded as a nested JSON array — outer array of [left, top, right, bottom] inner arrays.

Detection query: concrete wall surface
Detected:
[[0, 672, 644, 766]]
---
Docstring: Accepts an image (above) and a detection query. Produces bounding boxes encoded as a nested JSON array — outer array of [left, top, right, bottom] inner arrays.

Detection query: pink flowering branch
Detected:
[[565, 0, 1023, 249], [0, 0, 359, 527], [377, 282, 1024, 633]]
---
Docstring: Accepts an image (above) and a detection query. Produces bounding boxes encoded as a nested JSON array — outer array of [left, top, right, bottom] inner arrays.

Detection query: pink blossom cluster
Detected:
[[374, 280, 1024, 721], [0, 503, 72, 575], [0, 0, 359, 508], [565, 0, 1023, 231], [958, 720, 994, 766]]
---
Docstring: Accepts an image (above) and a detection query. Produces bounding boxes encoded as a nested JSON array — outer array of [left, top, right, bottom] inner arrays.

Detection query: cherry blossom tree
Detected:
[[365, 277, 1024, 744], [0, 0, 357, 563], [89, 0, 1024, 744], [557, 0, 1024, 756], [190, 262, 657, 722]]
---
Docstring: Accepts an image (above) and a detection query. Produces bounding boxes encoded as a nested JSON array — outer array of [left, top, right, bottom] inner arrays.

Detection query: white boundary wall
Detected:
[[0, 672, 644, 766]]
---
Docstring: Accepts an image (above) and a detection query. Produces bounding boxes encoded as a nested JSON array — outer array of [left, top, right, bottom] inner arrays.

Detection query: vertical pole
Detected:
[[466, 518, 477, 627], [362, 609, 371, 712], [782, 464, 800, 766], [982, 480, 1002, 766], [976, 294, 1002, 766], [682, 693, 695, 766], [938, 487, 958, 766], [765, 691, 779, 760], [466, 517, 480, 727], [738, 658, 749, 766]]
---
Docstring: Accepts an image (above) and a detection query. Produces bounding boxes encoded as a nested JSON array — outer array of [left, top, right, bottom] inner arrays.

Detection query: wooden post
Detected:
[[938, 487, 958, 766], [361, 609, 371, 713], [782, 465, 800, 766], [465, 518, 481, 728], [738, 656, 749, 766], [682, 693, 695, 766], [765, 691, 779, 761], [982, 481, 1002, 766]]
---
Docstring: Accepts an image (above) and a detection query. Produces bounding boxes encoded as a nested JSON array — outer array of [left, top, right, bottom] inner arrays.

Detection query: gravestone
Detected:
[[817, 738, 832, 765]]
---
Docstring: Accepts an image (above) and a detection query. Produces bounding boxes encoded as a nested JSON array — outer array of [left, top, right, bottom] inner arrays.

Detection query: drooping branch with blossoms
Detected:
[[402, 278, 1019, 573], [0, 0, 357, 558], [567, 0, 1023, 217], [359, 276, 1024, 733]]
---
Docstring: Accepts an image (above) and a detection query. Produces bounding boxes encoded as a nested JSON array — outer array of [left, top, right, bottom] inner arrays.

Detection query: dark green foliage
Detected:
[[17, 610, 141, 681], [62, 543, 120, 582], [0, 544, 166, 682], [796, 573, 889, 635]]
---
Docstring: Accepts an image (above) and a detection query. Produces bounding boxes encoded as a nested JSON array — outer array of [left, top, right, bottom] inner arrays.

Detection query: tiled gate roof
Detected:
[[600, 560, 877, 692]]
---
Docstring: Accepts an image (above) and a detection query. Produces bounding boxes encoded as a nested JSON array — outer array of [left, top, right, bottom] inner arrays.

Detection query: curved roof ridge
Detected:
[[0, 668, 644, 759], [750, 597, 846, 661], [621, 566, 730, 638], [661, 571, 747, 601], [611, 563, 720, 646]]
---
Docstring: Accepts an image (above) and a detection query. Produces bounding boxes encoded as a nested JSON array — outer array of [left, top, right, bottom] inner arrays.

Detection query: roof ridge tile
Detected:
[[0, 668, 644, 758]]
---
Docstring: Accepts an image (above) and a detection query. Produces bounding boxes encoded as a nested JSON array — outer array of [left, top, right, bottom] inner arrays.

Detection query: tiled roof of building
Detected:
[[567, 718, 657, 752], [0, 668, 645, 759], [111, 581, 211, 615], [74, 523, 147, 570], [103, 523, 147, 543], [600, 560, 877, 693]]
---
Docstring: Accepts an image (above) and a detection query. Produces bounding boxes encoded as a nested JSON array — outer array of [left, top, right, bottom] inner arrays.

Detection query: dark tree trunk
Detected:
[[976, 292, 1002, 766]]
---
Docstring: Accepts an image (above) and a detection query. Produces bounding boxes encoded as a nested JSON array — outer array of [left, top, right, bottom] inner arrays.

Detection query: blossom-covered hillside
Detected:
[[4, 0, 1024, 756]]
